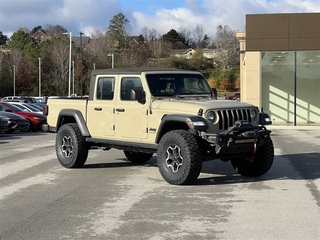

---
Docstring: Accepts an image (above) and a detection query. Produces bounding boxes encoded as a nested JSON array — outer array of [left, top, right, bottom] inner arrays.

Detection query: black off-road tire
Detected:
[[55, 123, 88, 168], [124, 150, 153, 163], [157, 130, 202, 185], [231, 138, 274, 177]]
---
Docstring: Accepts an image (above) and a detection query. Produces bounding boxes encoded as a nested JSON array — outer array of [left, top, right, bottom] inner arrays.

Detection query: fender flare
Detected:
[[259, 112, 272, 125], [155, 114, 208, 143], [57, 109, 90, 136]]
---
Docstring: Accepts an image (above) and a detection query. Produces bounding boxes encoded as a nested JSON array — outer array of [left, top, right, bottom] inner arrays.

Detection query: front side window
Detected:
[[121, 77, 143, 100]]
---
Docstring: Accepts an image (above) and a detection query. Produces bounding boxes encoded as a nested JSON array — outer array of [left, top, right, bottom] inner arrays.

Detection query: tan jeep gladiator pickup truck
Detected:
[[42, 67, 274, 185]]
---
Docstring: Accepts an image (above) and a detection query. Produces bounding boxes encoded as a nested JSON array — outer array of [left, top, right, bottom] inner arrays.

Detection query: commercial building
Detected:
[[237, 13, 320, 125]]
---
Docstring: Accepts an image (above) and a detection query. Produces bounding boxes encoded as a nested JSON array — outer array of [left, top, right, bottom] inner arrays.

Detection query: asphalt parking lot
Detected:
[[0, 126, 320, 239]]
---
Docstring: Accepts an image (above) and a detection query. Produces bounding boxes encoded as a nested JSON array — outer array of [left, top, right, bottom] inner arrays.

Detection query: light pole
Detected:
[[107, 54, 114, 68], [72, 60, 75, 95], [63, 32, 72, 96], [0, 60, 2, 95], [79, 31, 83, 95], [38, 58, 41, 97], [13, 65, 16, 96]]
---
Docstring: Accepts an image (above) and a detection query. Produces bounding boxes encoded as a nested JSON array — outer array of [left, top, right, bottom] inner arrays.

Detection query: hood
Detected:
[[0, 111, 27, 120], [18, 111, 46, 119], [151, 98, 256, 114]]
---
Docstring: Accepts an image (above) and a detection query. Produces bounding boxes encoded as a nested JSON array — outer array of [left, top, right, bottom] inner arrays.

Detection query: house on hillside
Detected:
[[171, 48, 218, 60], [32, 29, 48, 44], [72, 36, 90, 47], [171, 48, 196, 59], [202, 48, 219, 59], [127, 36, 140, 47]]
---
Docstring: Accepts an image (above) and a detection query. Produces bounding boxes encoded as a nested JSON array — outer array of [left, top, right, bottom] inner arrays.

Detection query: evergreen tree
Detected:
[[0, 31, 8, 45], [107, 13, 130, 49], [162, 29, 186, 48], [7, 30, 33, 51]]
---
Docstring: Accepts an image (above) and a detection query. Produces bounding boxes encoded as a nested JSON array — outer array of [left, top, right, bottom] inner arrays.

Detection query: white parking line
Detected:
[[0, 153, 57, 180], [0, 167, 68, 201], [76, 167, 163, 237]]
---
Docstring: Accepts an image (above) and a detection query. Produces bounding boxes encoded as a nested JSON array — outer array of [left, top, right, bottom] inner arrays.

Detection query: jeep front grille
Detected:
[[216, 109, 252, 130]]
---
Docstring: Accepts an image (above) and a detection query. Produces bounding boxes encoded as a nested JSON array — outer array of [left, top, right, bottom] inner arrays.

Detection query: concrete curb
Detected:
[[267, 125, 320, 130]]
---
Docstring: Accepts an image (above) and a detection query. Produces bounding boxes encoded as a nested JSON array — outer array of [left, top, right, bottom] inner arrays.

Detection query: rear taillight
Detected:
[[43, 105, 48, 116]]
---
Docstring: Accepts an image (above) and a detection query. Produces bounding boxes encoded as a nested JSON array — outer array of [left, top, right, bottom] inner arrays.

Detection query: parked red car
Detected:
[[0, 102, 47, 131], [225, 92, 240, 100]]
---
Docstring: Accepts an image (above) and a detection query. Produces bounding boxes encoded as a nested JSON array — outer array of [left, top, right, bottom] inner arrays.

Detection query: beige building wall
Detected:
[[243, 52, 261, 108], [237, 31, 261, 108]]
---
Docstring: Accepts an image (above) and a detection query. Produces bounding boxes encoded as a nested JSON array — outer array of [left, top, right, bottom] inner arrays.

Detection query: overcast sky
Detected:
[[0, 0, 320, 38]]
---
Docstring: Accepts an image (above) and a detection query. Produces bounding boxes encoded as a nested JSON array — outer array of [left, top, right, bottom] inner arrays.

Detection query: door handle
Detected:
[[116, 108, 125, 112], [94, 107, 102, 111]]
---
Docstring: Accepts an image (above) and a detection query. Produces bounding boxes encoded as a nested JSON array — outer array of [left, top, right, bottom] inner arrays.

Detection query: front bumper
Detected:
[[0, 121, 9, 132], [203, 121, 271, 155], [42, 123, 56, 132]]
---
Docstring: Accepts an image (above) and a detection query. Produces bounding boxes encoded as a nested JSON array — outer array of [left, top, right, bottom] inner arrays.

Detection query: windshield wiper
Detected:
[[152, 93, 176, 97]]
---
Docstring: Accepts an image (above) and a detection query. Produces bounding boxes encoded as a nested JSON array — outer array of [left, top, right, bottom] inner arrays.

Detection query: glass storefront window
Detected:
[[261, 52, 295, 125], [296, 52, 320, 125], [261, 51, 320, 125]]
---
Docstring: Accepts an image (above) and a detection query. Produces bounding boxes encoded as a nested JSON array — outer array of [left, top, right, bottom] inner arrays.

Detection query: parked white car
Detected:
[[8, 102, 43, 114]]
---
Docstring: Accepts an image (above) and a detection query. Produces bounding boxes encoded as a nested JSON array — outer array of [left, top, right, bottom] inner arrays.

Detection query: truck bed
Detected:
[[46, 97, 88, 129]]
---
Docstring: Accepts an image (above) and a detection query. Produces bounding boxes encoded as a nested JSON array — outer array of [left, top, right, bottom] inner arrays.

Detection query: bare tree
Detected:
[[213, 25, 239, 69], [17, 27, 30, 35], [10, 48, 23, 72], [178, 26, 191, 47], [86, 29, 112, 68], [140, 27, 149, 43], [192, 24, 205, 48], [149, 28, 158, 41], [49, 39, 69, 95], [44, 24, 68, 37], [140, 27, 158, 41]]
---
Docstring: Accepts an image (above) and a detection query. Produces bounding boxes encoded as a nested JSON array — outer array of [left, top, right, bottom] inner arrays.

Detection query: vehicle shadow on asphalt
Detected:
[[197, 152, 320, 185], [82, 156, 158, 169], [0, 131, 48, 144], [81, 153, 320, 186]]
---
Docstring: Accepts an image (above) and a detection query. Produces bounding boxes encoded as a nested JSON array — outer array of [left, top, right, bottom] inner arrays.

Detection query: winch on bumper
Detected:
[[203, 120, 271, 155]]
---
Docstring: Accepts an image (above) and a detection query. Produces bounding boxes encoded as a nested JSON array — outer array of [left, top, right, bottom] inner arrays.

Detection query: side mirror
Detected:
[[211, 88, 217, 99], [5, 109, 13, 112], [259, 112, 272, 125], [130, 89, 146, 104]]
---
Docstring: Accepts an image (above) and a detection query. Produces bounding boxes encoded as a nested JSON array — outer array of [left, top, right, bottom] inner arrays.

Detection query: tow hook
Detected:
[[253, 137, 257, 153]]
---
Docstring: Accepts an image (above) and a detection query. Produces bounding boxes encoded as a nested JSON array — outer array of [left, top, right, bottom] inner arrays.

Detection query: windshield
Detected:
[[146, 73, 212, 97], [23, 103, 39, 111], [12, 104, 28, 111], [4, 102, 22, 112]]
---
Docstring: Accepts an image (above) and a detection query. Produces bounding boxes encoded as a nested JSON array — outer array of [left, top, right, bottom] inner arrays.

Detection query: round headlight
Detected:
[[206, 111, 215, 122], [250, 109, 257, 120]]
